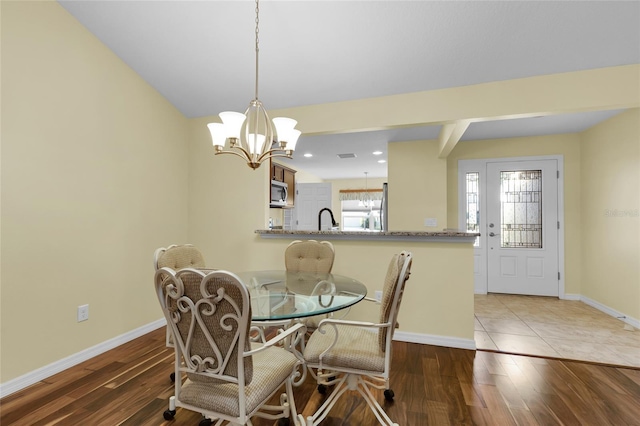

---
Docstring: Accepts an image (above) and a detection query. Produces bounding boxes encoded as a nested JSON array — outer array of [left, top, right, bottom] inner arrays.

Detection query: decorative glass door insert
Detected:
[[500, 170, 542, 249], [466, 172, 480, 247]]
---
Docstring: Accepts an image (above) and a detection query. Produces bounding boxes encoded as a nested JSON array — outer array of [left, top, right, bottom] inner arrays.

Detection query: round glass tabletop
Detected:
[[235, 270, 367, 321]]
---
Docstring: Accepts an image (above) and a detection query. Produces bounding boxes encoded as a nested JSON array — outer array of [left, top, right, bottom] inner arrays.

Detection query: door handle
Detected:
[[489, 232, 500, 237]]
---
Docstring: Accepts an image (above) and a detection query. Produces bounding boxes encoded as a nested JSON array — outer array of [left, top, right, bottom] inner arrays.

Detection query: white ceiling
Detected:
[[58, 1, 639, 179]]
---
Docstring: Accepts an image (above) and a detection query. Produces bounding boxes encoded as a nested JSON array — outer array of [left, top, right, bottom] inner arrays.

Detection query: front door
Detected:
[[486, 160, 559, 296]]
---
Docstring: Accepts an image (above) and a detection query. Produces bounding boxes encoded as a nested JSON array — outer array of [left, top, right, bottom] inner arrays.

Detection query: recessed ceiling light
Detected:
[[378, 159, 386, 163], [303, 153, 313, 157], [373, 151, 383, 155]]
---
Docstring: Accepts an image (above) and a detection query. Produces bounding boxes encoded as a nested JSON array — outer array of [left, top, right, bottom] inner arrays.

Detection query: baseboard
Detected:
[[561, 293, 581, 301], [581, 296, 640, 330], [0, 319, 166, 399], [394, 331, 476, 350]]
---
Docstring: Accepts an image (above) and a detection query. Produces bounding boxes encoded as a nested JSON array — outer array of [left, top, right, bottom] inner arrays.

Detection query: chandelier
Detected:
[[360, 172, 373, 209], [207, 0, 300, 170]]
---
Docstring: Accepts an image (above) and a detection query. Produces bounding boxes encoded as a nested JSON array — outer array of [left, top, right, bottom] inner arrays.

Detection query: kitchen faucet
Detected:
[[318, 208, 338, 231]]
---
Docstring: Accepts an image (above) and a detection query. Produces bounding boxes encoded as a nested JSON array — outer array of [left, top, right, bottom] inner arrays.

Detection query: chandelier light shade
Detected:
[[207, 0, 300, 170]]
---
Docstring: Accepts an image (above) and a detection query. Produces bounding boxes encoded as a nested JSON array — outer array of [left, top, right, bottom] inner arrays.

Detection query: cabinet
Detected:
[[270, 161, 296, 207]]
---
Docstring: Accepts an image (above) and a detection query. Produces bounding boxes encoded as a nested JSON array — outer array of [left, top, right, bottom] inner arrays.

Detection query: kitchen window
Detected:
[[340, 199, 382, 231]]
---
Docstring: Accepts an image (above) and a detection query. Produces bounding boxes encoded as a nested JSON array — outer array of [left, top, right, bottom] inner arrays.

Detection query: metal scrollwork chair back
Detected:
[[154, 244, 207, 381], [155, 267, 306, 426]]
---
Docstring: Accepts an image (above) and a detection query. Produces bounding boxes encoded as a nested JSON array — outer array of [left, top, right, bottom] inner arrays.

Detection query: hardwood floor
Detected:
[[2, 327, 639, 425]]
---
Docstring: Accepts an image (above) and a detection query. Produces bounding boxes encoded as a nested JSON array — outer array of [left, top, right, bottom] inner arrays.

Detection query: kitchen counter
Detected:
[[256, 229, 479, 243]]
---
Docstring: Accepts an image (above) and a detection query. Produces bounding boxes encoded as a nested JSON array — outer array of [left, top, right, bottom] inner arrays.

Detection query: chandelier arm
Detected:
[[215, 147, 254, 162], [257, 151, 293, 163]]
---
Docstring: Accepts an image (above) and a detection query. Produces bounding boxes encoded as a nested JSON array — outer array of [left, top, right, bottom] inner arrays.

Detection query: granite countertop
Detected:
[[256, 229, 480, 242]]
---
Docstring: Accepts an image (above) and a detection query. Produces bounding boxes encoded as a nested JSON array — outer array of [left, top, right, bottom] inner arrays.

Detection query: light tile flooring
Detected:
[[475, 293, 640, 368]]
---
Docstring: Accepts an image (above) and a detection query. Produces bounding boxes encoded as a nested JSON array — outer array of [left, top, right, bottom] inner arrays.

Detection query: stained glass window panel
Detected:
[[465, 172, 480, 247], [500, 170, 542, 248]]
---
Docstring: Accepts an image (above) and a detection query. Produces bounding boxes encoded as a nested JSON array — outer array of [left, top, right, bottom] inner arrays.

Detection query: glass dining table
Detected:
[[235, 270, 368, 321]]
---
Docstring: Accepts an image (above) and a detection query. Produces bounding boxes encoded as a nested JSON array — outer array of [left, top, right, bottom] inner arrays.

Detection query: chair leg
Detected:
[[198, 417, 213, 426], [384, 388, 395, 401], [306, 374, 398, 426], [163, 396, 176, 420], [355, 378, 398, 426], [305, 375, 350, 425]]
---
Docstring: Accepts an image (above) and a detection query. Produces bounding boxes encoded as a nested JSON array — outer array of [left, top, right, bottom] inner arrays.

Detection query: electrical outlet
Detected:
[[77, 304, 89, 322], [375, 291, 383, 303]]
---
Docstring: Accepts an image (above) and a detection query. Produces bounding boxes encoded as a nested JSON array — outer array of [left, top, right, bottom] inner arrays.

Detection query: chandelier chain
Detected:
[[254, 0, 260, 100]]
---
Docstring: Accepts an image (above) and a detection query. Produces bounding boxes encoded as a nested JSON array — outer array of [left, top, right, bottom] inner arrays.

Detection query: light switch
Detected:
[[424, 218, 437, 227]]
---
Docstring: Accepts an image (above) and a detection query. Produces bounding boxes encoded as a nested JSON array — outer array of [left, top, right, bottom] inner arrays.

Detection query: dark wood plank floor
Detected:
[[2, 327, 639, 425]]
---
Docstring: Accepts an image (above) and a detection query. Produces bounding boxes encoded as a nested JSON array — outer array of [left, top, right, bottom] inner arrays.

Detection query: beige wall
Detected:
[[1, 2, 189, 382], [187, 117, 272, 271], [389, 140, 448, 231], [580, 109, 640, 319], [446, 134, 583, 294], [272, 65, 639, 136]]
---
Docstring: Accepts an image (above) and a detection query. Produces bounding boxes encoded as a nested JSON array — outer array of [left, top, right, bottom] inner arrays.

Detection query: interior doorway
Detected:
[[291, 183, 332, 230]]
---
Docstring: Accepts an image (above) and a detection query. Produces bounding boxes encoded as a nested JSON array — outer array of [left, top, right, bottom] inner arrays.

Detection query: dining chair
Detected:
[[155, 267, 307, 426], [284, 240, 336, 331], [154, 244, 206, 272], [302, 251, 413, 426], [284, 239, 335, 273], [154, 244, 207, 381]]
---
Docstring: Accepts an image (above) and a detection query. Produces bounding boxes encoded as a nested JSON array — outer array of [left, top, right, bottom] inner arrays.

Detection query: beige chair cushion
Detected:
[[303, 325, 384, 373], [179, 345, 300, 417], [378, 253, 402, 352], [157, 245, 205, 270], [284, 240, 334, 273]]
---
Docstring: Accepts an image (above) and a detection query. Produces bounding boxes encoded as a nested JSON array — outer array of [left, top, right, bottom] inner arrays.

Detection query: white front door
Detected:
[[292, 183, 332, 230], [486, 160, 559, 296]]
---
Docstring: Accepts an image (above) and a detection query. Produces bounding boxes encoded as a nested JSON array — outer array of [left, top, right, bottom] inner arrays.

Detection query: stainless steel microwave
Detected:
[[270, 180, 288, 206]]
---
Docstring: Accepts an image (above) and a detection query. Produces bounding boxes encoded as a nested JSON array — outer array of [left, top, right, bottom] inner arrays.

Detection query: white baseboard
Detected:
[[581, 296, 640, 330], [0, 319, 166, 399], [394, 331, 476, 350], [561, 293, 581, 301]]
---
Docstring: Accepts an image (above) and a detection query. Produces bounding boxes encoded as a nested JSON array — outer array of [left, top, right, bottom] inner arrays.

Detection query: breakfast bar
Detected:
[[256, 229, 479, 243], [255, 229, 480, 350]]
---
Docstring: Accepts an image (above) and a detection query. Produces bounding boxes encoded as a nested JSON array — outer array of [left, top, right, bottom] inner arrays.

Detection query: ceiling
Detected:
[[58, 1, 639, 179]]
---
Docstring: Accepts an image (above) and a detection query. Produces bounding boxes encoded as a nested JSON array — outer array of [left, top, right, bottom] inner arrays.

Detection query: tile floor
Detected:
[[475, 293, 640, 368]]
